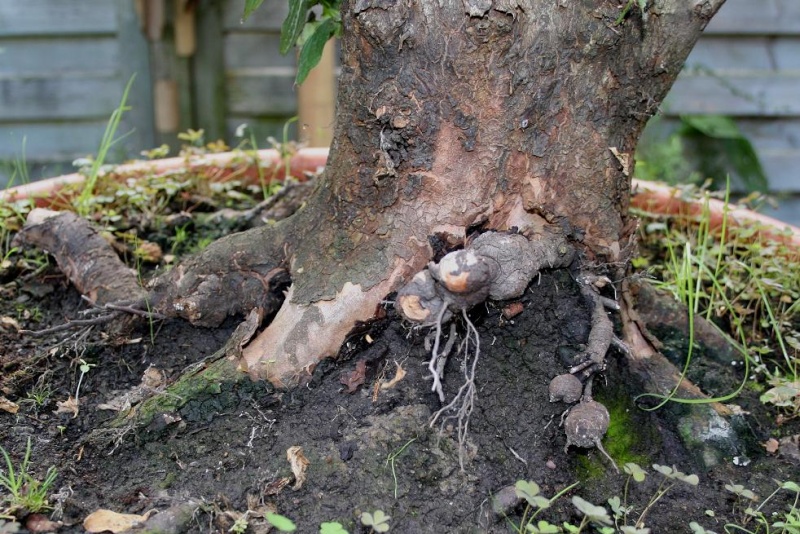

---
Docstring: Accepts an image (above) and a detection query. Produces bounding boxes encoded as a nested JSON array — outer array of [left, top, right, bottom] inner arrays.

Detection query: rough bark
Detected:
[[148, 0, 725, 386]]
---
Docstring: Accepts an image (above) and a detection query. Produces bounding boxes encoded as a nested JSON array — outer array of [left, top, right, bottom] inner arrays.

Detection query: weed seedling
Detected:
[[265, 511, 296, 532], [0, 438, 58, 517], [74, 358, 96, 402], [385, 438, 416, 499], [511, 479, 579, 533], [360, 510, 390, 533], [319, 522, 349, 534], [724, 479, 800, 532]]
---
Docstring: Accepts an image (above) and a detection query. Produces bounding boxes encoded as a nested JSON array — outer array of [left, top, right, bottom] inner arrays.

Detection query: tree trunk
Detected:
[[150, 0, 725, 387]]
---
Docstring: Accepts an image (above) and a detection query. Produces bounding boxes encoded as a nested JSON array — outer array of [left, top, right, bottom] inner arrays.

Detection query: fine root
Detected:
[[429, 308, 481, 471]]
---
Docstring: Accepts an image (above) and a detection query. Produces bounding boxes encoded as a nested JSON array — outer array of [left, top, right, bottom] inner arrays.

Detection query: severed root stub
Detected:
[[562, 377, 619, 473]]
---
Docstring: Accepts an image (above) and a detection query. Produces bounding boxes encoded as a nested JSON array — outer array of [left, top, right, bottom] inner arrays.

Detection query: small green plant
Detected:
[[265, 512, 296, 532], [0, 438, 58, 516], [510, 479, 579, 533], [229, 515, 248, 533], [20, 377, 53, 412], [319, 522, 349, 534], [74, 358, 96, 402], [360, 510, 390, 533], [723, 480, 800, 533], [385, 438, 416, 499], [75, 76, 135, 217], [568, 496, 614, 533]]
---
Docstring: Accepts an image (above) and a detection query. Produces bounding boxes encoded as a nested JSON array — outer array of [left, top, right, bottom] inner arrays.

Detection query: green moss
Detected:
[[576, 388, 654, 481]]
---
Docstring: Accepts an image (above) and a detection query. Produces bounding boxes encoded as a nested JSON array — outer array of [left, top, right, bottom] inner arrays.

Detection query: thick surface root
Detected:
[[241, 276, 401, 387]]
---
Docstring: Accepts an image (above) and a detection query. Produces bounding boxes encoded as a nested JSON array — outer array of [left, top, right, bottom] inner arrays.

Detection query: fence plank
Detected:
[[0, 38, 119, 76], [0, 1, 118, 37], [222, 0, 287, 32], [0, 77, 123, 121], [705, 0, 800, 35], [226, 74, 297, 115], [664, 74, 800, 116], [0, 121, 107, 161]]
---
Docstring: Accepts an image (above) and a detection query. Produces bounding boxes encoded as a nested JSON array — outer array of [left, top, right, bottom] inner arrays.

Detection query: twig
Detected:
[[21, 314, 118, 336]]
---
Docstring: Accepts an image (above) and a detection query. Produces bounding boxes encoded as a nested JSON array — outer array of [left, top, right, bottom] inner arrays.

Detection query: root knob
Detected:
[[564, 400, 610, 450], [548, 373, 583, 404], [429, 249, 495, 295]]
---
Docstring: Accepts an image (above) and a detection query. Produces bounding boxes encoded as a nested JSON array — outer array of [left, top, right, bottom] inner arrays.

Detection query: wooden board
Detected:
[[0, 77, 123, 121], [705, 0, 800, 35], [0, 1, 118, 37], [685, 37, 800, 71], [226, 73, 297, 115], [0, 122, 108, 161], [0, 37, 119, 76], [224, 33, 295, 69], [664, 74, 800, 116], [222, 0, 288, 32]]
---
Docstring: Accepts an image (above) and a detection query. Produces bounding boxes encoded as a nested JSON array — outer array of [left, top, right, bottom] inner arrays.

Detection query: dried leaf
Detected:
[[380, 362, 407, 390], [0, 396, 19, 414], [141, 366, 166, 389], [55, 396, 79, 418], [340, 360, 367, 394], [24, 514, 61, 533], [286, 446, 310, 490], [134, 241, 163, 263], [0, 316, 20, 331], [264, 477, 292, 496], [763, 438, 780, 454], [83, 509, 150, 533]]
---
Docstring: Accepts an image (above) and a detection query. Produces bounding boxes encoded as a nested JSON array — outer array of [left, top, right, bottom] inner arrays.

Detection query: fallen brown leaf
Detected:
[[25, 514, 62, 533], [55, 396, 79, 418], [286, 446, 310, 491], [763, 438, 780, 455], [83, 509, 152, 533], [0, 315, 20, 331], [340, 360, 367, 393], [0, 396, 19, 414]]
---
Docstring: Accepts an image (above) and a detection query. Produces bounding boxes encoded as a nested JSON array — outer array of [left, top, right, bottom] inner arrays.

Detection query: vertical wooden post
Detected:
[[297, 39, 336, 148]]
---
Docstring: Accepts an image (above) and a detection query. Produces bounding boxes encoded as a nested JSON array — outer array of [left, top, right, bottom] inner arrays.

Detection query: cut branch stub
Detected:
[[396, 270, 452, 325]]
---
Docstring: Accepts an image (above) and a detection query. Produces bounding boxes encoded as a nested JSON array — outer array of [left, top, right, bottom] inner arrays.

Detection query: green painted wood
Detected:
[[224, 33, 295, 69], [0, 1, 118, 37], [226, 73, 296, 115], [194, 0, 227, 142], [665, 74, 800, 116], [117, 0, 156, 154], [0, 37, 119, 76], [0, 77, 123, 120], [222, 0, 287, 32], [0, 121, 107, 160], [705, 0, 800, 35]]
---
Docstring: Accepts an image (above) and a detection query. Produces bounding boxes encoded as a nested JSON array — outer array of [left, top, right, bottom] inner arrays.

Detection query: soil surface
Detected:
[[1, 257, 798, 533]]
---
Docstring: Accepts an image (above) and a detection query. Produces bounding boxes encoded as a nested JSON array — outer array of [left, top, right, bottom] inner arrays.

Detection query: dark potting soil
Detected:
[[1, 265, 798, 533]]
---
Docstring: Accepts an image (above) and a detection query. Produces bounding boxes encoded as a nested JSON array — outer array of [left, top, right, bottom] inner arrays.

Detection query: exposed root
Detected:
[[429, 308, 481, 471], [425, 308, 458, 402], [568, 280, 614, 380]]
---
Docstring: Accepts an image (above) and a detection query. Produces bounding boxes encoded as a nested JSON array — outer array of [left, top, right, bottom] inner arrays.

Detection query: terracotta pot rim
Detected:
[[3, 147, 798, 246]]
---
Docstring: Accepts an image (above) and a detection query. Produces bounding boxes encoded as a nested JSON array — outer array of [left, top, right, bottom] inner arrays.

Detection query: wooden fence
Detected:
[[1, 0, 798, 224]]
